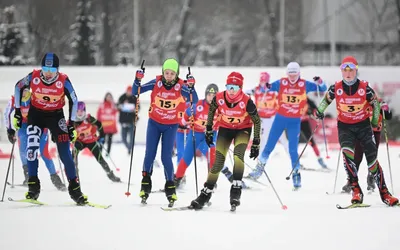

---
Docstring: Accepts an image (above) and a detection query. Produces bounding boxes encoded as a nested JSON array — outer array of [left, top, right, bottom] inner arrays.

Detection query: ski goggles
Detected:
[[42, 66, 58, 73], [226, 84, 240, 91], [340, 63, 358, 70]]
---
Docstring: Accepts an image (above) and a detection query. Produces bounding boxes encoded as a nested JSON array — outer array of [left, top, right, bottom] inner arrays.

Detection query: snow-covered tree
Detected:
[[70, 0, 96, 65], [0, 6, 25, 65]]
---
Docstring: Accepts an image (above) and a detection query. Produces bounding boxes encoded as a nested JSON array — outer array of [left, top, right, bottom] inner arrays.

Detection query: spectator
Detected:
[[97, 92, 118, 154], [117, 86, 137, 154]]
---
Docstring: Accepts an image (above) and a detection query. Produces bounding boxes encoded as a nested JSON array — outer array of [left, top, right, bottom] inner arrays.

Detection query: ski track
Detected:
[[0, 143, 399, 250]]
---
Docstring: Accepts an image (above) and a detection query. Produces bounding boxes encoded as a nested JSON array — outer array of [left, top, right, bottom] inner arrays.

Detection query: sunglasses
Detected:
[[226, 84, 240, 91], [42, 66, 58, 73], [340, 63, 357, 70]]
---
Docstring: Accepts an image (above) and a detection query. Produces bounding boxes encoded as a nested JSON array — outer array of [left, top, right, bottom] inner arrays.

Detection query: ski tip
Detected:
[[8, 197, 13, 201]]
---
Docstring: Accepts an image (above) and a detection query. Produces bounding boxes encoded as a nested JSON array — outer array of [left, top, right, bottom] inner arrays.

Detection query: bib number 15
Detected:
[[159, 100, 176, 109]]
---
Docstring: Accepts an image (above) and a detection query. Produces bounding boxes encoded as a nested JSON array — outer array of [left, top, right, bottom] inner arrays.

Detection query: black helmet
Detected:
[[41, 53, 59, 68], [205, 83, 219, 96]]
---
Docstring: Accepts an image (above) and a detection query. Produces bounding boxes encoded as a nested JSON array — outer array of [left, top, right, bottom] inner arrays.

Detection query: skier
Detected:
[[190, 72, 261, 210], [315, 56, 398, 206], [300, 97, 328, 169], [73, 101, 121, 182], [13, 52, 87, 204], [174, 83, 248, 189], [4, 90, 66, 191], [245, 72, 289, 155], [341, 98, 393, 193], [96, 92, 118, 154], [132, 58, 198, 206], [247, 62, 327, 190]]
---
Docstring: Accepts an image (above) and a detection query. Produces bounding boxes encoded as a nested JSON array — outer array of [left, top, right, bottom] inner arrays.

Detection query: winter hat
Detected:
[[260, 72, 270, 83], [41, 53, 59, 68], [226, 72, 244, 87], [341, 56, 358, 69], [205, 83, 219, 96], [286, 62, 300, 75], [162, 58, 180, 75]]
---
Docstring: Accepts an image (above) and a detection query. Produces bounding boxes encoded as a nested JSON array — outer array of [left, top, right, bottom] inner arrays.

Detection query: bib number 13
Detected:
[[286, 95, 298, 103]]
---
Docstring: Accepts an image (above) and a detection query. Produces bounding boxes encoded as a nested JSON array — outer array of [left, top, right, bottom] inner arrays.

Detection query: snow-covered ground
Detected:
[[0, 142, 399, 250]]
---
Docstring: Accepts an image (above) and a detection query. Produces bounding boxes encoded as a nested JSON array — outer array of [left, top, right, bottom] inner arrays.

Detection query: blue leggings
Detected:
[[18, 123, 56, 175], [176, 130, 188, 164], [143, 119, 178, 181], [181, 131, 216, 167], [260, 114, 301, 169]]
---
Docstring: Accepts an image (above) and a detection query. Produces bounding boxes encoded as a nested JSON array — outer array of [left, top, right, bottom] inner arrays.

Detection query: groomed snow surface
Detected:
[[0, 142, 399, 250]]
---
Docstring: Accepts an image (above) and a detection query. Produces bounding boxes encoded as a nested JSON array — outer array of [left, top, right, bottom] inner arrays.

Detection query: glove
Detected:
[[313, 76, 323, 84], [186, 116, 194, 127], [67, 124, 78, 142], [371, 120, 379, 128], [381, 102, 389, 111], [98, 137, 105, 144], [13, 108, 22, 130], [313, 109, 324, 120], [205, 125, 214, 147], [135, 69, 144, 81], [249, 138, 260, 160], [7, 129, 16, 144], [186, 74, 195, 88]]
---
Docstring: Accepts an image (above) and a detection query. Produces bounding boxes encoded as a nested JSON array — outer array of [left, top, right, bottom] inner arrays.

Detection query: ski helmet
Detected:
[[205, 83, 219, 96], [76, 101, 86, 121], [162, 58, 179, 75], [41, 53, 59, 68]]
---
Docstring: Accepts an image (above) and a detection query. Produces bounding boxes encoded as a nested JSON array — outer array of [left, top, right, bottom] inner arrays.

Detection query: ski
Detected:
[[161, 202, 212, 211], [243, 177, 268, 187], [8, 197, 111, 209], [8, 197, 47, 205], [161, 206, 193, 211], [151, 188, 185, 194], [300, 166, 332, 173], [7, 182, 26, 187], [336, 203, 371, 209], [79, 202, 112, 209]]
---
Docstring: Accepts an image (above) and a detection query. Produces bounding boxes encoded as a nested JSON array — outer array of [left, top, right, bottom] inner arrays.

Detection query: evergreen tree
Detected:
[[0, 6, 24, 65], [70, 0, 96, 65]]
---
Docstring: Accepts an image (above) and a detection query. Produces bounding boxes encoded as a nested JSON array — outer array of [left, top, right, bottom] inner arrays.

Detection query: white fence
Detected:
[[1, 66, 400, 143]]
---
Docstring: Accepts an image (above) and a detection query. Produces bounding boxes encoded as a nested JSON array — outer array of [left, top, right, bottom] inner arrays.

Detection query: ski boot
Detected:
[[139, 174, 152, 204], [246, 160, 265, 180], [107, 171, 121, 182], [350, 181, 363, 204], [318, 157, 328, 169], [190, 183, 213, 210], [165, 180, 178, 207], [222, 167, 249, 189], [222, 166, 234, 182], [25, 176, 40, 200], [22, 165, 29, 186], [174, 175, 184, 189], [50, 174, 67, 191], [68, 178, 88, 205], [230, 180, 243, 212], [366, 172, 375, 192], [342, 181, 351, 193], [379, 188, 399, 206], [292, 169, 301, 191]]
